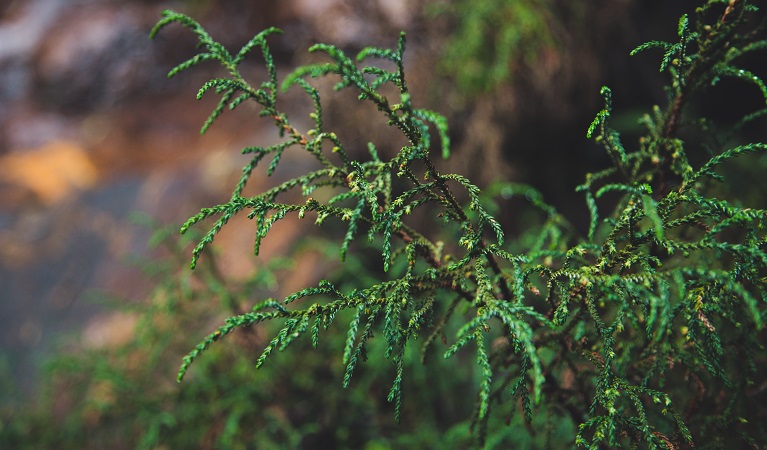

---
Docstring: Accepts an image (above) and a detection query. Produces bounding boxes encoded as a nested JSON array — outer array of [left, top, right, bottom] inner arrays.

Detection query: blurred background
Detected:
[[2, 0, 761, 448]]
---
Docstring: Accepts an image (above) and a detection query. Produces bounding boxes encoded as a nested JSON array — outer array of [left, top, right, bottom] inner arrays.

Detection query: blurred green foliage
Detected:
[[430, 0, 560, 95], [0, 224, 476, 449]]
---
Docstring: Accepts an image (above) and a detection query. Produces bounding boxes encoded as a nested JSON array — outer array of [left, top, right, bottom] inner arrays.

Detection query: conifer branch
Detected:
[[151, 2, 767, 447]]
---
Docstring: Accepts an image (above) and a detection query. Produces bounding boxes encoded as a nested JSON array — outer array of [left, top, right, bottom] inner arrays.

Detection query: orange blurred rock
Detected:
[[0, 140, 99, 204]]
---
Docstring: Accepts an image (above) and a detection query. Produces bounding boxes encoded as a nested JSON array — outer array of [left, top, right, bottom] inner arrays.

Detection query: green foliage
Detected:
[[0, 222, 308, 449], [428, 0, 561, 95], [1, 223, 485, 449], [149, 3, 767, 448]]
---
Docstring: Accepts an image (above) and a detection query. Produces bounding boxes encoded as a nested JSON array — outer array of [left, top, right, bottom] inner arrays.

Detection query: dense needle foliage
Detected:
[[145, 2, 767, 448]]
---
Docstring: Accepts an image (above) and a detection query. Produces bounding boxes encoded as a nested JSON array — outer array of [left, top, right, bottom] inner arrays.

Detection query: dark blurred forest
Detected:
[[1, 0, 764, 448]]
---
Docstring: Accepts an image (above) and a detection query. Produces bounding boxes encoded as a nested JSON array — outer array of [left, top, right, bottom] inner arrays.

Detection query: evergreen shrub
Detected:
[[148, 1, 767, 448], [3, 2, 766, 449]]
